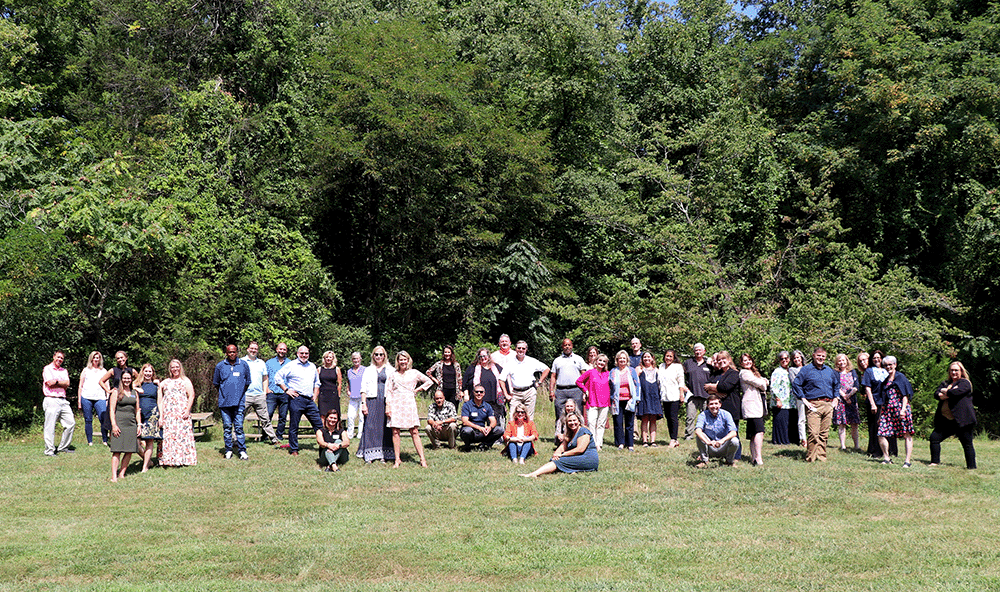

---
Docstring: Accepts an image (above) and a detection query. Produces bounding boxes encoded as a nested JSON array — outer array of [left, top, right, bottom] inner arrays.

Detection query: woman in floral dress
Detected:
[[385, 351, 434, 468], [833, 353, 861, 451], [157, 359, 197, 467], [876, 356, 915, 467]]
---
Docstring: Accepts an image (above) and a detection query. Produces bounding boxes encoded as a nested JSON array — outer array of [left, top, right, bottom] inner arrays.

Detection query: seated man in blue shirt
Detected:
[[694, 395, 739, 468], [460, 386, 504, 450]]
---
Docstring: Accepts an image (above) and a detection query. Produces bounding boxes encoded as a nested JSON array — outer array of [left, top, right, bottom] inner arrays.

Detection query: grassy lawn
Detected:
[[2, 404, 998, 591]]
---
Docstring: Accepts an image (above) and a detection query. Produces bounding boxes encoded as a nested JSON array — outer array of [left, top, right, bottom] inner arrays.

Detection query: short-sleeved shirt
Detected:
[[347, 366, 366, 400], [551, 353, 587, 387], [683, 358, 712, 400], [506, 355, 548, 389], [461, 400, 495, 428], [42, 363, 69, 398], [266, 356, 290, 394], [697, 409, 737, 441], [241, 356, 268, 397], [427, 401, 457, 424], [213, 359, 251, 407], [491, 349, 516, 369]]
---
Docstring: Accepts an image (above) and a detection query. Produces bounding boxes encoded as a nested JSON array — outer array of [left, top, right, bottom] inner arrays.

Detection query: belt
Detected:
[[512, 386, 533, 392], [809, 397, 833, 403], [556, 385, 577, 389]]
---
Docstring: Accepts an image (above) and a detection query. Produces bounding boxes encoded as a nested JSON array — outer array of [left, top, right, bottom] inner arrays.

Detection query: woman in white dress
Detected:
[[384, 351, 433, 468]]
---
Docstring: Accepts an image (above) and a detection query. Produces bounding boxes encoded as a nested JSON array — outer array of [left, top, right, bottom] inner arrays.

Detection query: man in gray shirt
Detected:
[[548, 338, 587, 426]]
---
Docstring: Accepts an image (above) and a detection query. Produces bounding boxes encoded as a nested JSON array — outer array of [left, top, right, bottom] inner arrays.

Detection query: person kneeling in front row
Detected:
[[316, 409, 350, 472], [695, 394, 740, 468], [460, 386, 503, 450]]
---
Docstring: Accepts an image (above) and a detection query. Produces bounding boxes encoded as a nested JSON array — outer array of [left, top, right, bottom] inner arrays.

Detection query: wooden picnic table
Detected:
[[190, 412, 214, 439]]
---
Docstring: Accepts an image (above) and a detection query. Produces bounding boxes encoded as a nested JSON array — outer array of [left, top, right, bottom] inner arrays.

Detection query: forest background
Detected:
[[1, 0, 998, 435]]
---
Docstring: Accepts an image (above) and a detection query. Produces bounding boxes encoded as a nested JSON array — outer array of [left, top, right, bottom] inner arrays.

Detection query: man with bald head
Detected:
[[549, 338, 587, 427], [213, 344, 251, 460], [274, 345, 323, 457]]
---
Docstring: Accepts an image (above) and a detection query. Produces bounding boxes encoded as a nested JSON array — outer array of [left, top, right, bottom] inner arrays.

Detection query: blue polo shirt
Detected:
[[696, 409, 737, 440], [791, 363, 839, 401], [213, 358, 251, 407], [266, 356, 289, 394], [461, 399, 495, 427]]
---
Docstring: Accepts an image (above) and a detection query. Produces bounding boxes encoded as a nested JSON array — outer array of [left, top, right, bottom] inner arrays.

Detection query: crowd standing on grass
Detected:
[[39, 335, 980, 481]]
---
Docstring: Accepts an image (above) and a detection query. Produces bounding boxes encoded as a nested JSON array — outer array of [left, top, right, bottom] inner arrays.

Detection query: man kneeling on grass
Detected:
[[695, 395, 739, 468]]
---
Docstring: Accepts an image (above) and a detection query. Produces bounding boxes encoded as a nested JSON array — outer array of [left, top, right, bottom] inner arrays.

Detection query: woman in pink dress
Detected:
[[385, 351, 434, 468], [157, 359, 197, 467]]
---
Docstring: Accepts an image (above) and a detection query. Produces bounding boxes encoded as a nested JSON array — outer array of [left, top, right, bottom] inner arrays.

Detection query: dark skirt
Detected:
[[356, 393, 394, 462], [771, 408, 790, 444]]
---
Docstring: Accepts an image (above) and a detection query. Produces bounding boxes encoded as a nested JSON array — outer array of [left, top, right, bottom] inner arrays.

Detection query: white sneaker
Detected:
[[224, 450, 233, 459], [239, 451, 249, 461]]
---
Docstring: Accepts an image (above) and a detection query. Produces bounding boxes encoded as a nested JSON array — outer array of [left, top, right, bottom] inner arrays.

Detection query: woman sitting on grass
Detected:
[[504, 403, 538, 464], [520, 411, 598, 477], [316, 408, 350, 472]]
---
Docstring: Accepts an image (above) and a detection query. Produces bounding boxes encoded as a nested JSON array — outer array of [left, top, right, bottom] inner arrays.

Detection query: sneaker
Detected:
[[224, 450, 233, 459], [44, 450, 56, 457], [239, 451, 249, 461]]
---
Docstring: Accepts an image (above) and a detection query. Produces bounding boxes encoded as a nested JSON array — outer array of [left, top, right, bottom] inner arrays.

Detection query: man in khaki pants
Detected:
[[791, 348, 840, 462]]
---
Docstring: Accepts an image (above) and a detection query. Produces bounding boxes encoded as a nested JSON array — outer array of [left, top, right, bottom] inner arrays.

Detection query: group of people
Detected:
[[40, 335, 979, 481], [43, 349, 198, 481]]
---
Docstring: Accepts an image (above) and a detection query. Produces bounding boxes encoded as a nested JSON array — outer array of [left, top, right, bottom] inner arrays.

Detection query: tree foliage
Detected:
[[1, 0, 997, 432]]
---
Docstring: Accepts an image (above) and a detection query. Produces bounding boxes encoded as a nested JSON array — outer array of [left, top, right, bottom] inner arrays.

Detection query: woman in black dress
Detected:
[[317, 408, 350, 471], [317, 351, 343, 417], [109, 369, 142, 482]]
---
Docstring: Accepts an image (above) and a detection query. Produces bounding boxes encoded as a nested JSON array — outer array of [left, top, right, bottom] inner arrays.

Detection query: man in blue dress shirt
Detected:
[[265, 342, 290, 442], [213, 344, 251, 460], [791, 347, 840, 462], [273, 345, 324, 457]]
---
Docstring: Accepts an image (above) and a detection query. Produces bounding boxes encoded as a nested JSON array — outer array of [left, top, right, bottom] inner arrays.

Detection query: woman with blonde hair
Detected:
[[357, 346, 395, 463], [833, 353, 861, 451], [575, 354, 611, 450], [317, 351, 343, 417], [137, 363, 162, 472], [503, 403, 539, 464], [929, 361, 976, 469], [385, 350, 433, 468], [77, 351, 109, 446], [157, 359, 197, 467], [610, 350, 640, 450], [109, 369, 142, 481]]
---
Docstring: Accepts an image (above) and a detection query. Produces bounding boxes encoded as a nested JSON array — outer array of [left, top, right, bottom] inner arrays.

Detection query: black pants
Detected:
[[664, 401, 680, 440], [867, 405, 897, 456], [929, 420, 976, 468]]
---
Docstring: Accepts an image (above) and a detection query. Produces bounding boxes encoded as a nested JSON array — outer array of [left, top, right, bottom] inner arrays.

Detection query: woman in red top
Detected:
[[503, 404, 538, 464]]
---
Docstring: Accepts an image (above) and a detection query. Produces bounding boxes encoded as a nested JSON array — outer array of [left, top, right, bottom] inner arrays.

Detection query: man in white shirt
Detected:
[[505, 341, 550, 422], [242, 341, 280, 446]]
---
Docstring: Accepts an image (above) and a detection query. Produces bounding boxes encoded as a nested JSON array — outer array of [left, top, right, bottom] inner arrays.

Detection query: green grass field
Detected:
[[3, 406, 998, 592]]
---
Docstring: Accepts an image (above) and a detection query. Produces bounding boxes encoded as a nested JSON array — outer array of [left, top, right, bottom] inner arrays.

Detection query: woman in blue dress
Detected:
[[520, 411, 598, 477], [137, 363, 162, 472]]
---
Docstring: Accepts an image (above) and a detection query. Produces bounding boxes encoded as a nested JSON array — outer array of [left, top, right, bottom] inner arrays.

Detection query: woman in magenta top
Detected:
[[576, 354, 611, 450]]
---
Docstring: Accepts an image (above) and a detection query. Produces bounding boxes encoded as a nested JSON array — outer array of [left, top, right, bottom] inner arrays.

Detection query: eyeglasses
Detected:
[[373, 353, 385, 357], [474, 390, 485, 394]]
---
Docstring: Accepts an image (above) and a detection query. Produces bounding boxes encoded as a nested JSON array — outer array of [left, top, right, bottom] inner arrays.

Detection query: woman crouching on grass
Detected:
[[316, 409, 350, 472], [520, 411, 598, 478], [504, 403, 538, 464]]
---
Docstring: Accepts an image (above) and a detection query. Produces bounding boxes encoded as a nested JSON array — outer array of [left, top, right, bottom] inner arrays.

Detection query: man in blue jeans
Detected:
[[213, 344, 251, 460], [274, 345, 323, 457], [266, 342, 290, 442]]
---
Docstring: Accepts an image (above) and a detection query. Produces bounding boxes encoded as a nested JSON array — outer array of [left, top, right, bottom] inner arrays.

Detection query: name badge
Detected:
[[233, 372, 241, 377], [471, 412, 479, 418]]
